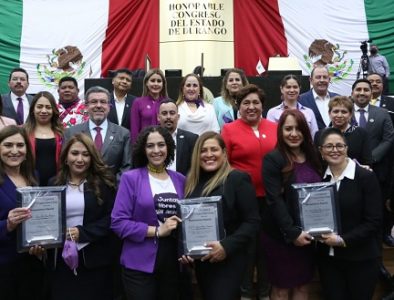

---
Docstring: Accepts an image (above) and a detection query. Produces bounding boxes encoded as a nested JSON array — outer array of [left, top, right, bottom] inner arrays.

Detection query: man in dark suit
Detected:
[[1, 67, 33, 125], [64, 86, 131, 180], [368, 73, 394, 124], [299, 65, 339, 129], [107, 68, 136, 130], [158, 98, 198, 176], [352, 78, 394, 256]]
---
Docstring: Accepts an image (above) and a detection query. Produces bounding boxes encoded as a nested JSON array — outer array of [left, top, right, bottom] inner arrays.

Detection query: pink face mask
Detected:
[[62, 239, 79, 275]]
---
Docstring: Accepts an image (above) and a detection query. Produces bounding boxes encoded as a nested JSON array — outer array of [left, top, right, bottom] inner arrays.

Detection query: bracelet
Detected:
[[154, 226, 159, 244]]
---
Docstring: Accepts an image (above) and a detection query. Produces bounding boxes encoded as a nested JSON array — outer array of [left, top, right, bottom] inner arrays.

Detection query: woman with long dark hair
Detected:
[[24, 91, 63, 186], [262, 109, 322, 300]]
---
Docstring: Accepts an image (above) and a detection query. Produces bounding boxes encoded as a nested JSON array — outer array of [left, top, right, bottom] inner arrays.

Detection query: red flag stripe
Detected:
[[101, 0, 159, 77], [234, 0, 288, 76]]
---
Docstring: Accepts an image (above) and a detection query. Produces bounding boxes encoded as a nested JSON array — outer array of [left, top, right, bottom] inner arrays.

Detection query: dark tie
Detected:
[[16, 97, 24, 125], [358, 109, 367, 128], [94, 127, 103, 151]]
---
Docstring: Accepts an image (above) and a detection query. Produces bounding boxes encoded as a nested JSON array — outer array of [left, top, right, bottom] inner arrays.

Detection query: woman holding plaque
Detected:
[[317, 127, 381, 300], [111, 126, 185, 300], [262, 110, 322, 300], [43, 133, 116, 300], [180, 131, 260, 300], [0, 125, 43, 300], [24, 91, 64, 186]]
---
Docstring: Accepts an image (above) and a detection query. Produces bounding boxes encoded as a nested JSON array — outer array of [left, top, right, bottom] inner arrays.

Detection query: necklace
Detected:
[[147, 163, 165, 174], [68, 178, 85, 187]]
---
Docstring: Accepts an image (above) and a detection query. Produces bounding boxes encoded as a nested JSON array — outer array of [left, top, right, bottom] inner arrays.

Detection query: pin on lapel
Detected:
[[369, 119, 374, 123], [110, 136, 114, 140], [147, 105, 151, 109], [261, 134, 266, 139], [179, 135, 184, 139], [126, 104, 129, 108]]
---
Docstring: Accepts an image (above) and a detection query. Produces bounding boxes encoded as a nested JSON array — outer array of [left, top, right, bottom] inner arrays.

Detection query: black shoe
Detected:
[[384, 235, 394, 247]]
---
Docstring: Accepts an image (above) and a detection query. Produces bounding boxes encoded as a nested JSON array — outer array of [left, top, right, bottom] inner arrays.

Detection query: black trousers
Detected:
[[0, 255, 44, 300], [122, 237, 180, 300], [195, 252, 247, 300], [318, 255, 379, 300]]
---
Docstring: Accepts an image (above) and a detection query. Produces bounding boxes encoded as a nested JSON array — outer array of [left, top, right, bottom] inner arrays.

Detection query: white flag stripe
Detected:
[[278, 0, 370, 95], [20, 0, 110, 97]]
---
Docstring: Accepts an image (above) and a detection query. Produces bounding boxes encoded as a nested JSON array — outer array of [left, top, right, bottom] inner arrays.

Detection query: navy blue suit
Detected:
[[299, 90, 339, 130]]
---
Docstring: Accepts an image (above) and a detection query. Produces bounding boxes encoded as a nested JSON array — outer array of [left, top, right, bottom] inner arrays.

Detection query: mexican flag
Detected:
[[234, 0, 394, 95], [0, 0, 393, 96], [0, 0, 159, 96]]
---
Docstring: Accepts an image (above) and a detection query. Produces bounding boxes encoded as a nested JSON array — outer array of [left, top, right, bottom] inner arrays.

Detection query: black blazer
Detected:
[[107, 94, 136, 130], [380, 95, 394, 125], [188, 170, 260, 257], [48, 182, 116, 269], [176, 128, 198, 176], [317, 165, 382, 261], [1, 92, 33, 125], [262, 149, 305, 243]]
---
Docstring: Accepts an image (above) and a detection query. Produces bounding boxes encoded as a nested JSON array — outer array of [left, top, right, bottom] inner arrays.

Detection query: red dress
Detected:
[[222, 118, 277, 197]]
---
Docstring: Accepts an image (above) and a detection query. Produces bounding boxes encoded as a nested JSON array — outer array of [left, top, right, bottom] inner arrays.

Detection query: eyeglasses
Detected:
[[321, 143, 347, 152]]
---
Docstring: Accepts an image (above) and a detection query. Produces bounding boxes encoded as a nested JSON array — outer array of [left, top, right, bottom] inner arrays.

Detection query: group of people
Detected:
[[0, 61, 392, 300]]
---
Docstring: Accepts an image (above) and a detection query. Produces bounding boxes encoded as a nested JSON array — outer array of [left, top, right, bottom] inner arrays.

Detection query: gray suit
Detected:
[[355, 105, 394, 194], [1, 93, 33, 125], [64, 120, 131, 180]]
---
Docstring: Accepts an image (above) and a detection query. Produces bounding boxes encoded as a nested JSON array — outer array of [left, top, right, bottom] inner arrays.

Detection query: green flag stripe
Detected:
[[364, 0, 394, 91], [0, 1, 23, 94]]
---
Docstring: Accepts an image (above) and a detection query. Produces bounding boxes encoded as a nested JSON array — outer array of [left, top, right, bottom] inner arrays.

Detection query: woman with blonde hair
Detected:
[[213, 68, 249, 129], [130, 69, 169, 143], [181, 131, 260, 300]]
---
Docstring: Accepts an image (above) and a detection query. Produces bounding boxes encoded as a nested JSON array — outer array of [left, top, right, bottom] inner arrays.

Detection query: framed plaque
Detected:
[[177, 196, 225, 258], [16, 186, 67, 253], [292, 182, 338, 237]]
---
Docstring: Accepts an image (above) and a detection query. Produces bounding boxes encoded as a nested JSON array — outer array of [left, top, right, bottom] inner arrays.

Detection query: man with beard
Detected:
[[352, 79, 394, 285], [299, 65, 339, 129], [158, 99, 198, 176], [107, 69, 136, 130], [64, 86, 131, 179], [1, 67, 32, 125], [57, 76, 89, 128], [369, 45, 390, 95]]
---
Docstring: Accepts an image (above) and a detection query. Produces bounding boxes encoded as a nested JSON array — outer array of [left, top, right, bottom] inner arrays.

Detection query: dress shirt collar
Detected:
[[312, 89, 330, 101], [354, 103, 370, 112], [323, 158, 356, 182], [89, 119, 108, 132]]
